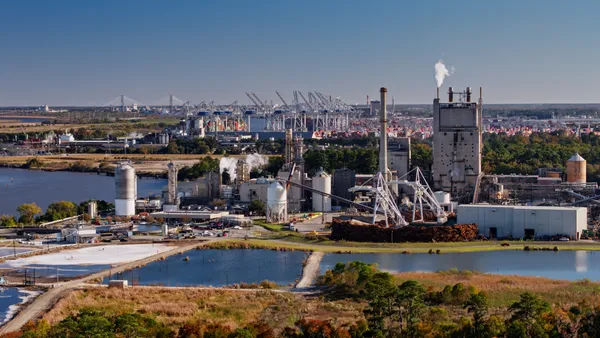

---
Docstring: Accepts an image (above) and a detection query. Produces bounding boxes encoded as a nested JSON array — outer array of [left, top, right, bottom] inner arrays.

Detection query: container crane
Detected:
[[275, 91, 292, 111]]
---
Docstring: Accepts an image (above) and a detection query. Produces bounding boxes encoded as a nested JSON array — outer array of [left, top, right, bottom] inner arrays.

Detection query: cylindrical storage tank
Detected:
[[115, 163, 137, 216], [267, 181, 287, 222], [434, 191, 450, 204], [161, 224, 169, 237], [567, 153, 587, 183], [312, 169, 332, 212]]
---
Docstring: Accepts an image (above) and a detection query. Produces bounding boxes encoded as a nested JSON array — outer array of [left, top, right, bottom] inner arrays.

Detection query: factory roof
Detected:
[[458, 204, 586, 211], [569, 153, 586, 162]]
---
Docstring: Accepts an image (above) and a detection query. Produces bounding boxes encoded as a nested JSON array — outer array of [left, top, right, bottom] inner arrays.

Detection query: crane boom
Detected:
[[297, 91, 314, 111], [275, 91, 291, 111], [246, 93, 262, 110]]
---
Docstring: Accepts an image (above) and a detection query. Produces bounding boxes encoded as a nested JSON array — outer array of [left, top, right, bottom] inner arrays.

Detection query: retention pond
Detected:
[[320, 250, 600, 281], [103, 249, 307, 287]]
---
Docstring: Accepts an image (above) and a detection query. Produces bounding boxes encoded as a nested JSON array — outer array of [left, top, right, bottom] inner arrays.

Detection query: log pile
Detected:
[[330, 219, 479, 243]]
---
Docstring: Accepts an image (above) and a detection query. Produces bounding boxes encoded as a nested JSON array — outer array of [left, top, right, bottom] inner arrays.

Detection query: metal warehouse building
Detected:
[[457, 205, 587, 240]]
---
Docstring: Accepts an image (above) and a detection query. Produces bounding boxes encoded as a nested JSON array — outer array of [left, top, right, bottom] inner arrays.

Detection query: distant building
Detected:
[[433, 87, 482, 196]]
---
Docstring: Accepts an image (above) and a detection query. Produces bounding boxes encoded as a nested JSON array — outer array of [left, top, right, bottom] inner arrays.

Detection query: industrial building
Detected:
[[433, 87, 482, 197], [332, 169, 356, 207], [457, 204, 587, 240], [388, 137, 411, 178]]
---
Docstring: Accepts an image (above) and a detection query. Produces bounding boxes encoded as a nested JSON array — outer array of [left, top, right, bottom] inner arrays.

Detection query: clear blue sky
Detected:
[[1, 0, 599, 106]]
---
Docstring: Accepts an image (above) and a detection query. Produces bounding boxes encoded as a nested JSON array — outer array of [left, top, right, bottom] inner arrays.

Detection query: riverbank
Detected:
[[213, 238, 600, 253], [0, 153, 241, 174]]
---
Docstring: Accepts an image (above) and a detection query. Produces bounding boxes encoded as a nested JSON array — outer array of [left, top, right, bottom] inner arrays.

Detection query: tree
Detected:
[[42, 201, 78, 221], [17, 203, 42, 225], [155, 217, 164, 224], [82, 213, 91, 222], [222, 168, 231, 185], [248, 200, 266, 216], [464, 292, 490, 337], [145, 215, 155, 223], [396, 280, 426, 335], [508, 292, 550, 337], [0, 215, 17, 227]]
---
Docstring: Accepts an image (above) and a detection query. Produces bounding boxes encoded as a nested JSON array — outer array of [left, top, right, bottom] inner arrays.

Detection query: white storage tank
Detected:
[[267, 181, 287, 223], [434, 191, 451, 204], [312, 169, 332, 212], [115, 163, 137, 216]]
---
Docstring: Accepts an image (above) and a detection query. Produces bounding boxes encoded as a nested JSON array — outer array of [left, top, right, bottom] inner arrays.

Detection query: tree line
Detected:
[[0, 200, 114, 227]]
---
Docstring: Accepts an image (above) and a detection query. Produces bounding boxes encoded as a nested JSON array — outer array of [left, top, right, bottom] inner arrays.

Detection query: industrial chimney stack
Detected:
[[379, 87, 389, 179]]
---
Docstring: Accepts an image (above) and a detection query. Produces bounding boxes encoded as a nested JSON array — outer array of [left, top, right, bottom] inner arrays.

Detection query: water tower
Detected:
[[567, 153, 587, 183]]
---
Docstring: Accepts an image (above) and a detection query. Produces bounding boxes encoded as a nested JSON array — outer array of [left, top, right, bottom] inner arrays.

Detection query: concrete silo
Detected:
[[115, 162, 137, 216], [312, 169, 332, 212], [266, 181, 287, 223], [567, 153, 587, 184]]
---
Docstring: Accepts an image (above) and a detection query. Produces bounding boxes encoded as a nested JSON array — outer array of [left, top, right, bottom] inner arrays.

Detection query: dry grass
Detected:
[[43, 287, 363, 332], [395, 271, 600, 308]]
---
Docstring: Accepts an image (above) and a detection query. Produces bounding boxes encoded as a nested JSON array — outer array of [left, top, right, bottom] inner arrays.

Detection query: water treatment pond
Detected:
[[103, 249, 307, 287], [0, 288, 40, 324], [320, 250, 600, 281]]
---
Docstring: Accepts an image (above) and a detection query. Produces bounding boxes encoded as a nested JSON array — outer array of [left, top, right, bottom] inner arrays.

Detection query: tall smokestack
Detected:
[[379, 87, 388, 179]]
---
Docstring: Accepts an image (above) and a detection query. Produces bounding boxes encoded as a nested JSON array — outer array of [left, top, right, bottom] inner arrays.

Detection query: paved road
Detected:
[[0, 241, 209, 334], [295, 251, 324, 288]]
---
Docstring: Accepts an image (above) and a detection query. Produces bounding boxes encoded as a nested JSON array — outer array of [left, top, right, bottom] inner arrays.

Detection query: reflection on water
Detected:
[[103, 249, 307, 287], [321, 251, 600, 281]]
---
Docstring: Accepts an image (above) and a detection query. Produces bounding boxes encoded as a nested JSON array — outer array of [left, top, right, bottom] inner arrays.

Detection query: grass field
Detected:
[[395, 270, 600, 308], [44, 288, 363, 332], [41, 272, 600, 332]]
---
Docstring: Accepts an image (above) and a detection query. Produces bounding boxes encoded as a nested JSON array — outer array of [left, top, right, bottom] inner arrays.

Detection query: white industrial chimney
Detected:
[[379, 87, 389, 179]]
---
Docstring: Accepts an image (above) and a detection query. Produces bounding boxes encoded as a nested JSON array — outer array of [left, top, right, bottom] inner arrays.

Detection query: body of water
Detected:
[[1, 264, 111, 279], [0, 248, 34, 258], [103, 249, 306, 287], [0, 117, 52, 123], [0, 288, 40, 324], [321, 251, 600, 281], [0, 168, 166, 216]]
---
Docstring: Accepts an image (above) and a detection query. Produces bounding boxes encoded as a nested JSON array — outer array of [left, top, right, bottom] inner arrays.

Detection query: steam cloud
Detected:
[[219, 154, 268, 182], [434, 61, 453, 88]]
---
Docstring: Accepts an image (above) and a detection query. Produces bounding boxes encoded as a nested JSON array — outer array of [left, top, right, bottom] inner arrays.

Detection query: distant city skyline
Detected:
[[1, 0, 600, 106]]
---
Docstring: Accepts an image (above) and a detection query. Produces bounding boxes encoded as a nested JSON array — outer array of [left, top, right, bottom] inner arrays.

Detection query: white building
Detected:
[[458, 204, 587, 240]]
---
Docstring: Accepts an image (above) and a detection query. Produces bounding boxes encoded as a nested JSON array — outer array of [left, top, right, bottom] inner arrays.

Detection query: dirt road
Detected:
[[295, 251, 324, 288], [0, 241, 208, 334]]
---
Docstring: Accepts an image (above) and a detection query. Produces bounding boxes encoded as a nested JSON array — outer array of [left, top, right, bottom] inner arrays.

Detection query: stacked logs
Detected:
[[330, 219, 479, 243]]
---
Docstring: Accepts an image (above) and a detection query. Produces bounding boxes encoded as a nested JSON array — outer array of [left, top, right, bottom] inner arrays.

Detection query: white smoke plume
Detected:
[[219, 154, 269, 182], [219, 157, 238, 180], [434, 60, 453, 88]]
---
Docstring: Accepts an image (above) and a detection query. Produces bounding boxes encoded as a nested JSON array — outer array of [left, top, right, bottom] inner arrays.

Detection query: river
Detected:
[[0, 168, 166, 216]]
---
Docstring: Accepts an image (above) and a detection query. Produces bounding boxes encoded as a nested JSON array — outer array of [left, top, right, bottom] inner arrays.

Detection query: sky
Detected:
[[1, 0, 599, 106]]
